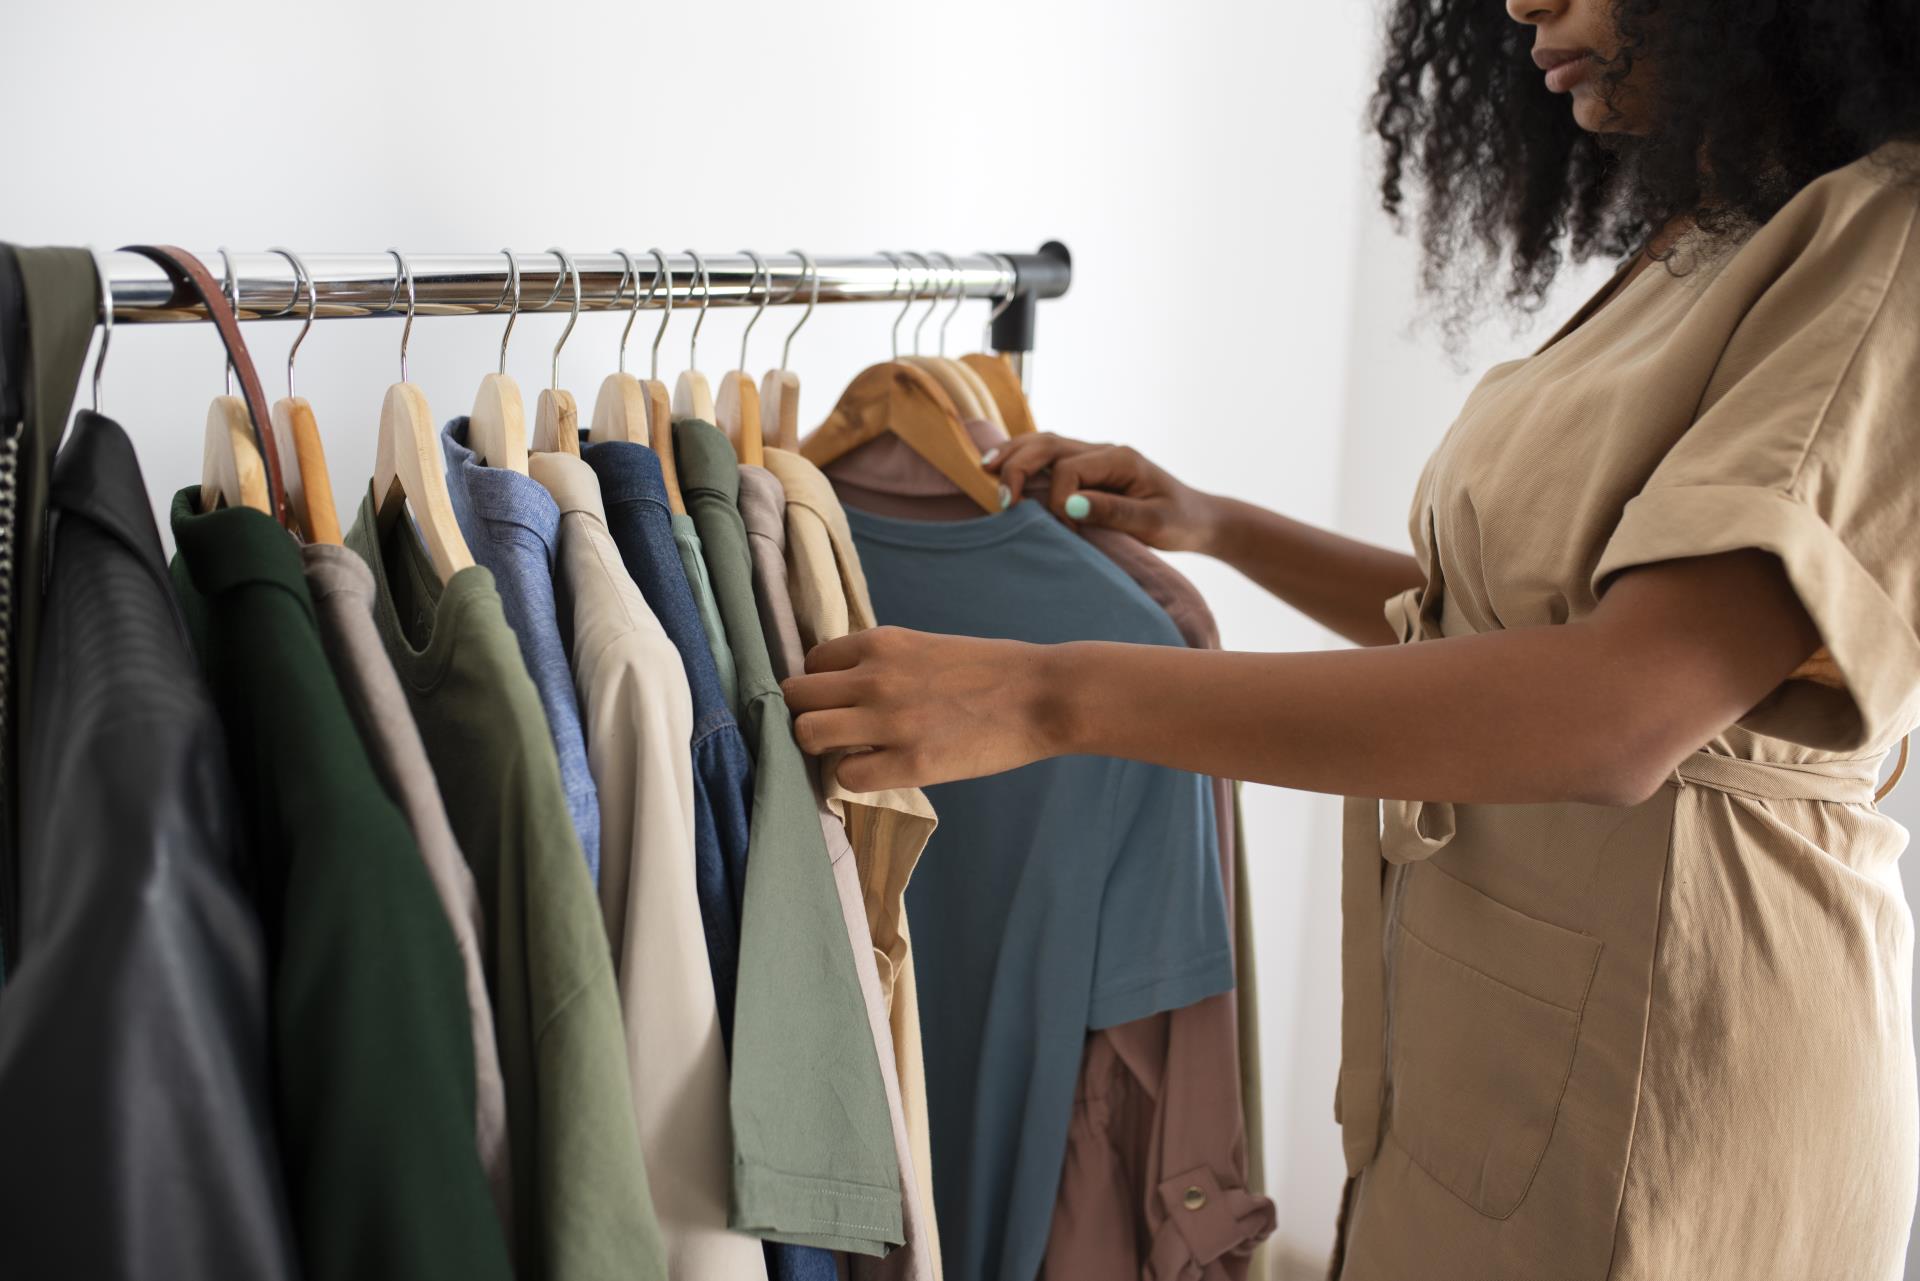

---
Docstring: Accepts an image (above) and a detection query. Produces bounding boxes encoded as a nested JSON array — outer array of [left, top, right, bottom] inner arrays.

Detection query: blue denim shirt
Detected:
[[582, 441, 753, 1040], [441, 420, 601, 883]]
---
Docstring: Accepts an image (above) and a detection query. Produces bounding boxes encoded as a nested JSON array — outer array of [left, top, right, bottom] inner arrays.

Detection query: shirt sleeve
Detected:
[[1592, 183, 1920, 751]]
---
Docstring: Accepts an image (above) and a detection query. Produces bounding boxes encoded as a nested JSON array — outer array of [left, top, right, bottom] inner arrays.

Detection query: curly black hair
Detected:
[[1373, 0, 1920, 332]]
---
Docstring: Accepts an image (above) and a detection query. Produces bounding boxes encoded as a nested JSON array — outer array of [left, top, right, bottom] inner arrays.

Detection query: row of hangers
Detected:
[[95, 245, 1039, 587]]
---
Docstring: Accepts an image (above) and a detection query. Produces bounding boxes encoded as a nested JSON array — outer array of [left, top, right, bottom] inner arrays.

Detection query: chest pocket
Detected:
[[1387, 861, 1601, 1219]]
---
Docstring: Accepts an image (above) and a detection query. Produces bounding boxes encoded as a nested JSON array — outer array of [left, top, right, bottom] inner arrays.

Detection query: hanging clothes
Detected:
[[827, 426, 1269, 1279], [763, 446, 946, 1280], [674, 419, 903, 1273], [825, 483, 1231, 1281], [169, 490, 512, 1281], [344, 493, 667, 1281], [532, 448, 768, 1281], [0, 411, 298, 1281], [440, 418, 601, 882], [583, 439, 754, 1042], [302, 542, 513, 1230], [740, 459, 939, 1281], [0, 244, 95, 987]]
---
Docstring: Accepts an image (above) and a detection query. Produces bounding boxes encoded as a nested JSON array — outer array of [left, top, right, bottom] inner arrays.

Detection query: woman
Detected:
[[783, 0, 1920, 1276]]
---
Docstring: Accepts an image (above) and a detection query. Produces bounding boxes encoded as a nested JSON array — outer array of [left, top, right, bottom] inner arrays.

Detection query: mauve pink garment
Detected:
[[824, 424, 1274, 1278]]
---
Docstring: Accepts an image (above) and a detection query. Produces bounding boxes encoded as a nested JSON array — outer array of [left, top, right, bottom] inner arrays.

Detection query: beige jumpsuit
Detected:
[[1335, 143, 1920, 1280]]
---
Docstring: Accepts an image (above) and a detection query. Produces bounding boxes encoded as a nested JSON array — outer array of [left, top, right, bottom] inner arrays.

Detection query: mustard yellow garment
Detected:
[[1336, 144, 1920, 1281]]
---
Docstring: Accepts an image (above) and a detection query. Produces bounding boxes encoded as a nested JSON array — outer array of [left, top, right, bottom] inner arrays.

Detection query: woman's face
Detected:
[[1507, 0, 1647, 133]]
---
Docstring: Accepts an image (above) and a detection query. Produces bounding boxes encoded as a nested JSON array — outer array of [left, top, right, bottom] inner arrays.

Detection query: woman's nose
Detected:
[[1506, 0, 1566, 25]]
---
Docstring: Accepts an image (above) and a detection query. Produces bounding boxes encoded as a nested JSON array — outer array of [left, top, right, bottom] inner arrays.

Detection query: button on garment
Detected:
[[441, 419, 601, 882], [302, 542, 512, 1232], [583, 440, 754, 1044], [740, 460, 939, 1281], [1335, 143, 1920, 1281], [0, 412, 298, 1281], [170, 489, 511, 1281], [674, 419, 904, 1267], [345, 494, 666, 1281], [532, 449, 767, 1281]]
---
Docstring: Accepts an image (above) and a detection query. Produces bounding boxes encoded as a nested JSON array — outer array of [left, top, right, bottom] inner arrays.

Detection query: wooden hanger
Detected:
[[265, 247, 341, 542], [589, 250, 685, 511], [589, 249, 652, 445], [905, 254, 990, 422], [802, 360, 1000, 513], [371, 249, 475, 582], [715, 251, 770, 466], [951, 358, 1005, 431], [529, 248, 582, 458], [758, 249, 818, 453], [198, 248, 280, 515], [670, 248, 717, 424], [960, 352, 1037, 436], [470, 248, 530, 473]]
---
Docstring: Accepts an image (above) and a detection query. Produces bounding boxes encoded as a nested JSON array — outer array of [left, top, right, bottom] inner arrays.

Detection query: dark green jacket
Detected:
[[170, 490, 512, 1281]]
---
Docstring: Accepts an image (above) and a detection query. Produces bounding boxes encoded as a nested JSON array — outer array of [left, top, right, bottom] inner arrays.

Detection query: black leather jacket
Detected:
[[0, 411, 298, 1280]]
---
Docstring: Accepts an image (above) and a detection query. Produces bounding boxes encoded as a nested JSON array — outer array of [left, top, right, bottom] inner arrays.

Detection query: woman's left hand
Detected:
[[781, 626, 1064, 791]]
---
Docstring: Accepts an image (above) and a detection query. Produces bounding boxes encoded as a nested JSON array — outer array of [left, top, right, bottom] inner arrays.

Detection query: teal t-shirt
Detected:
[[842, 499, 1230, 1281]]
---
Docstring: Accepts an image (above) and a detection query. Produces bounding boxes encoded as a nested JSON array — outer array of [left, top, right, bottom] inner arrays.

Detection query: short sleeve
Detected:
[[1593, 178, 1920, 750], [1088, 763, 1233, 1030]]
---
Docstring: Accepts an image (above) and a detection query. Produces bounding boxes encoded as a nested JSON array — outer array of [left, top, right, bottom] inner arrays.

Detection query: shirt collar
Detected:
[[530, 449, 610, 524], [169, 486, 316, 619]]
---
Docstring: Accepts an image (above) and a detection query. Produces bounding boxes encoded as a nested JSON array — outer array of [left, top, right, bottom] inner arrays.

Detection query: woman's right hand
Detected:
[[984, 433, 1222, 554]]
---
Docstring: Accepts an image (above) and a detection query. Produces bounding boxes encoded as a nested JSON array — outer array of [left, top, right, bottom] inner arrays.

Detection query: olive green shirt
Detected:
[[673, 420, 903, 1255], [345, 491, 666, 1281], [169, 491, 511, 1281]]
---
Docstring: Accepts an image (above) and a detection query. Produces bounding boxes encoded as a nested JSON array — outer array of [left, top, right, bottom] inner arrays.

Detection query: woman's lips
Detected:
[[1533, 47, 1593, 93]]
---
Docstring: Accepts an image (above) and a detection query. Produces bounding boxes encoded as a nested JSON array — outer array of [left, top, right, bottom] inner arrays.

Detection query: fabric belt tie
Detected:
[[1335, 584, 1891, 1177]]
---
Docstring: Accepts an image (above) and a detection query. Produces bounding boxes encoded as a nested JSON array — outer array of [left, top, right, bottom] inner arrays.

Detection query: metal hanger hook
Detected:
[[881, 250, 910, 360], [218, 247, 240, 395], [386, 248, 416, 382], [983, 251, 1020, 352], [612, 249, 639, 376], [88, 246, 113, 413], [737, 250, 770, 373], [685, 249, 710, 371], [268, 246, 317, 400], [493, 250, 522, 376], [906, 251, 941, 356], [647, 248, 671, 382], [545, 247, 581, 391], [936, 251, 967, 356], [780, 249, 819, 373]]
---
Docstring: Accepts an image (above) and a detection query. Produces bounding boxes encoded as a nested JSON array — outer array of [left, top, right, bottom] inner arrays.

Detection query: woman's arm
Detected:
[[986, 433, 1423, 646], [782, 549, 1823, 804]]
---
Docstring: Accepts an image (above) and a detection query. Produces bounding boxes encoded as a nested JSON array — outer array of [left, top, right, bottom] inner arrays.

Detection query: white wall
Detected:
[[0, 0, 1378, 1273]]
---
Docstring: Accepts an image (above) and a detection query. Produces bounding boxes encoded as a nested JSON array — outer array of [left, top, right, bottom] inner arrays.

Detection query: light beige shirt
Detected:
[[762, 448, 943, 1278], [302, 542, 512, 1231], [1336, 145, 1920, 1281], [531, 452, 768, 1281]]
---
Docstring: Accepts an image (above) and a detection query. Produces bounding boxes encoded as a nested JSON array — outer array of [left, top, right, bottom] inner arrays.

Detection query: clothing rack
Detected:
[[97, 242, 1072, 383]]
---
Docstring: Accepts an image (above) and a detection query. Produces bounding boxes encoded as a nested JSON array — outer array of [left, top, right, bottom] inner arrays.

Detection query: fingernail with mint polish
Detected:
[[1065, 494, 1091, 520], [981, 447, 1000, 466], [998, 484, 1012, 510]]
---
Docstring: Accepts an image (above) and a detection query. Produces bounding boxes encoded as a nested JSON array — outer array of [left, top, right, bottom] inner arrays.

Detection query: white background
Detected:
[[2, 2, 1911, 1277]]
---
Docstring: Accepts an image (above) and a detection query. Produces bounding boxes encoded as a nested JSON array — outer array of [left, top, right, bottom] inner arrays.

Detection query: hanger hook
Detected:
[[937, 252, 967, 357], [88, 246, 113, 413], [268, 246, 317, 400], [983, 251, 1020, 353], [612, 249, 639, 376], [685, 249, 710, 371], [908, 251, 942, 356], [218, 247, 240, 395], [737, 250, 770, 373], [545, 247, 581, 391], [881, 250, 910, 360], [780, 249, 818, 373], [647, 248, 672, 382], [386, 248, 416, 382], [493, 250, 522, 376]]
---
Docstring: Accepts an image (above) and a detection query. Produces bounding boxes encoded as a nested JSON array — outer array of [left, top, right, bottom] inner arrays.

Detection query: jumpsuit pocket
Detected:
[[1385, 864, 1601, 1219]]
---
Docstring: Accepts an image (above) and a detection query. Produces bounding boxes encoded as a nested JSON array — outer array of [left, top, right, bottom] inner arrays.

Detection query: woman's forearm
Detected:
[[1200, 496, 1426, 646]]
